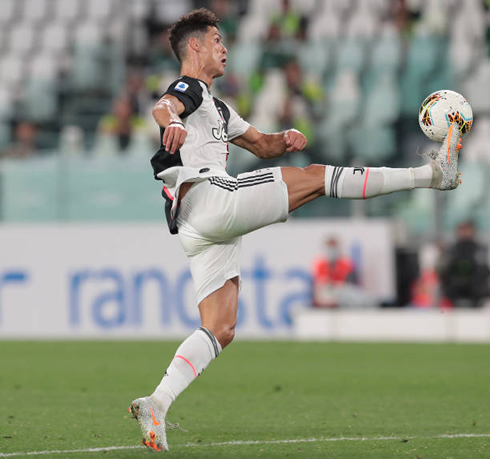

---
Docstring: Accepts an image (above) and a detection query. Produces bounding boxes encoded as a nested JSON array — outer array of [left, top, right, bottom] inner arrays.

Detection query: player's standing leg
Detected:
[[130, 277, 239, 452]]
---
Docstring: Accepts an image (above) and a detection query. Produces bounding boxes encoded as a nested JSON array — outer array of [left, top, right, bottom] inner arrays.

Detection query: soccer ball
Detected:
[[418, 90, 473, 142]]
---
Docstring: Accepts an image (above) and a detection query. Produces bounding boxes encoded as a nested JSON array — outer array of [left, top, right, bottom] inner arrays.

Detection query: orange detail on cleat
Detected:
[[459, 179, 462, 185], [457, 139, 462, 152], [446, 123, 454, 164], [149, 406, 161, 426]]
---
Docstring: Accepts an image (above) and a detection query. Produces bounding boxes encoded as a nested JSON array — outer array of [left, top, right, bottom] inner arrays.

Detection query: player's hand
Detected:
[[163, 122, 187, 154], [284, 129, 307, 153]]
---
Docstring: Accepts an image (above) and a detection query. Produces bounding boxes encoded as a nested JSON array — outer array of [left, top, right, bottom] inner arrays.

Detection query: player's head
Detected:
[[169, 8, 227, 78]]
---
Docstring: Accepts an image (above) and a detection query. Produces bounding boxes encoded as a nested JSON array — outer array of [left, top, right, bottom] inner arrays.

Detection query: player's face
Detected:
[[202, 27, 227, 78]]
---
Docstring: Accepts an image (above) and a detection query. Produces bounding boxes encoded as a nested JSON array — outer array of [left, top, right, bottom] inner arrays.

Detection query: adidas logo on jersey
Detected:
[[175, 81, 189, 92]]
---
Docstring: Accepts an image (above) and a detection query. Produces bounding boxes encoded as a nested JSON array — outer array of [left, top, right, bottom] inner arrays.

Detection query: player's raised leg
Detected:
[[282, 122, 462, 212]]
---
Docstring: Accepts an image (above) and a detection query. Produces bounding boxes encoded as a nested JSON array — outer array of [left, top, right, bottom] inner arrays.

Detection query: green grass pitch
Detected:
[[1, 341, 489, 458]]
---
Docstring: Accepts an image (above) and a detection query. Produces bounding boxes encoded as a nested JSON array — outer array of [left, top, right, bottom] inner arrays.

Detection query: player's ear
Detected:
[[189, 36, 201, 53]]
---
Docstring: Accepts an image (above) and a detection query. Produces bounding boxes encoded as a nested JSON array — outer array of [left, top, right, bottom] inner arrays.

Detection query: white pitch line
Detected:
[[1, 433, 490, 457]]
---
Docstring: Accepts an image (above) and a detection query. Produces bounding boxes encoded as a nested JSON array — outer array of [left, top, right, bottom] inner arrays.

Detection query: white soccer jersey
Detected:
[[150, 76, 251, 233]]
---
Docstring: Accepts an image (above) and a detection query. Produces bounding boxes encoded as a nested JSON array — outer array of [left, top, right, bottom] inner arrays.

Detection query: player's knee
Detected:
[[303, 164, 325, 178], [215, 322, 236, 348]]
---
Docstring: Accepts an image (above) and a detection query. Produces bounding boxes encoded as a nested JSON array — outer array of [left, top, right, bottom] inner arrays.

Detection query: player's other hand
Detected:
[[284, 129, 307, 153], [163, 122, 187, 154]]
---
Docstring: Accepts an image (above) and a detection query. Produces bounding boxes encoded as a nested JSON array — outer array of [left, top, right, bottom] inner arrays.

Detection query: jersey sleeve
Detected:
[[225, 102, 251, 140], [164, 77, 204, 118]]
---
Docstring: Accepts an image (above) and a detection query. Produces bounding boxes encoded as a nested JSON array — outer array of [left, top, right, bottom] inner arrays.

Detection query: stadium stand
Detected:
[[0, 0, 488, 237]]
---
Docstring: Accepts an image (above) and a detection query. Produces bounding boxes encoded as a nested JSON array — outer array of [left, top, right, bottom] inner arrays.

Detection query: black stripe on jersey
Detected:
[[213, 97, 231, 125], [199, 327, 220, 358]]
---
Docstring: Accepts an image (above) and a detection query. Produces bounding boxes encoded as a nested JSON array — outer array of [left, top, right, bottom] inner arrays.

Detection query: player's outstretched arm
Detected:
[[152, 95, 188, 154], [231, 126, 307, 159]]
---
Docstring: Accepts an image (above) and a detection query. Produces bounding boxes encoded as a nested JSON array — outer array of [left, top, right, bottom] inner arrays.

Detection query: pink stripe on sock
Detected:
[[175, 355, 197, 378], [362, 168, 370, 199]]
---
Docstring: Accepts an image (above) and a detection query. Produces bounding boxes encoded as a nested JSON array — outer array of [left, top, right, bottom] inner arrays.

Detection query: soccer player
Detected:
[[129, 8, 462, 452]]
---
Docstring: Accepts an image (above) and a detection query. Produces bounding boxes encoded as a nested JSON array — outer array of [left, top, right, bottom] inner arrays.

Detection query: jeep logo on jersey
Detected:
[[212, 119, 228, 142], [174, 81, 189, 92]]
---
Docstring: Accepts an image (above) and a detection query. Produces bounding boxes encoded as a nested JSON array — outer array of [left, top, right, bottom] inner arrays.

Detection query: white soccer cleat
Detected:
[[429, 121, 463, 190], [129, 397, 169, 452]]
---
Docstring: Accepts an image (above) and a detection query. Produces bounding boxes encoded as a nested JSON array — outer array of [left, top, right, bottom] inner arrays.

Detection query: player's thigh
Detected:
[[230, 168, 289, 236], [281, 164, 325, 212]]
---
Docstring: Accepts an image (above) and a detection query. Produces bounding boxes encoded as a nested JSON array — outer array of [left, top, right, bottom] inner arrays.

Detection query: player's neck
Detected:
[[180, 60, 213, 88]]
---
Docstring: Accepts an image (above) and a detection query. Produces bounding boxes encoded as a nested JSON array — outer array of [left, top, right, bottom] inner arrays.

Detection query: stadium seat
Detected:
[[308, 10, 342, 41], [0, 54, 26, 89], [21, 0, 51, 24], [227, 41, 262, 80], [462, 58, 490, 115], [297, 40, 332, 78], [0, 87, 14, 120], [290, 0, 317, 16], [462, 116, 490, 164], [154, 0, 192, 24], [444, 162, 487, 228], [23, 56, 58, 122], [8, 23, 37, 57], [236, 14, 269, 43], [86, 0, 114, 23], [248, 0, 282, 16], [252, 69, 287, 119], [53, 0, 83, 24], [362, 73, 400, 126], [129, 0, 152, 22], [0, 122, 11, 148], [316, 70, 361, 162], [41, 24, 70, 56], [336, 38, 367, 75], [394, 188, 436, 235], [349, 125, 396, 163], [400, 35, 442, 115], [72, 23, 105, 90], [0, 0, 18, 25], [369, 33, 402, 76], [345, 6, 378, 39]]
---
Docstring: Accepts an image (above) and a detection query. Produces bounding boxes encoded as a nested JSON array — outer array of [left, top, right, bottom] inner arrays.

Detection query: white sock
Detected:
[[149, 327, 222, 417], [324, 164, 433, 199]]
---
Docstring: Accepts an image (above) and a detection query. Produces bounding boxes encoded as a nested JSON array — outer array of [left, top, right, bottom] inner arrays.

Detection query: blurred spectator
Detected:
[[270, 0, 302, 40], [98, 97, 145, 152], [210, 0, 240, 45], [148, 29, 180, 73], [278, 59, 323, 145], [1, 122, 37, 159], [260, 22, 294, 70], [312, 236, 358, 308], [438, 221, 490, 308], [124, 69, 151, 117]]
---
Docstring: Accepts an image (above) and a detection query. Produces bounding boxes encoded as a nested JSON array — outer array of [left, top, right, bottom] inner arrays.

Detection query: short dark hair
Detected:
[[169, 8, 220, 62]]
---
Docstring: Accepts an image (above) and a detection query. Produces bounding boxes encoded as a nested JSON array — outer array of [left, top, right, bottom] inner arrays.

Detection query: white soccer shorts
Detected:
[[177, 167, 289, 304]]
